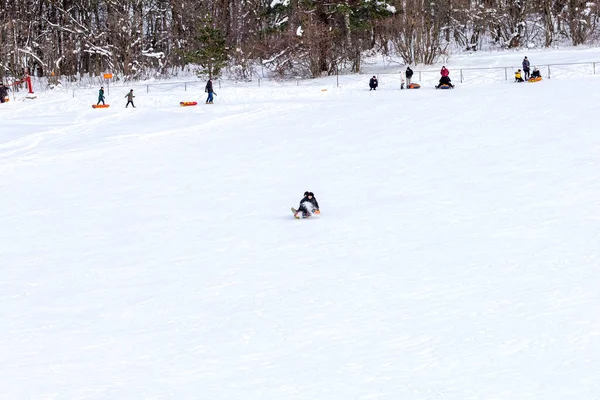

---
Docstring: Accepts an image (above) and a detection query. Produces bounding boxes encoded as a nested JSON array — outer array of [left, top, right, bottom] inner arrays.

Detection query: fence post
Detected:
[[147, 85, 149, 93], [547, 65, 551, 79], [419, 71, 422, 81], [336, 68, 339, 88], [258, 78, 261, 87], [460, 69, 463, 83], [594, 62, 596, 75], [184, 82, 187, 91], [504, 68, 507, 81]]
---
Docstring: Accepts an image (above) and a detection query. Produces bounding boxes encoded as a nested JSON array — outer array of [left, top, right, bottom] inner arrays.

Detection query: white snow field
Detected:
[[2, 63, 600, 400]]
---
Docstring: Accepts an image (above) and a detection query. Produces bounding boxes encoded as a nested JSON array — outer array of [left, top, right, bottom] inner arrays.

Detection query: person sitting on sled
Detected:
[[531, 66, 541, 79], [295, 191, 320, 218], [515, 69, 524, 82], [436, 75, 454, 88]]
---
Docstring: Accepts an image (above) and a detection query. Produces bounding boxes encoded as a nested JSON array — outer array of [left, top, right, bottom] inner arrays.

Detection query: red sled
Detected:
[[180, 101, 197, 106], [92, 104, 110, 108]]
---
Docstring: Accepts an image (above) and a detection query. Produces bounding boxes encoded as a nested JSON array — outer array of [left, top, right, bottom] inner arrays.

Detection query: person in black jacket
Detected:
[[405, 66, 414, 87], [0, 83, 8, 103], [294, 191, 320, 218], [369, 76, 378, 91], [436, 76, 454, 88], [205, 78, 215, 104]]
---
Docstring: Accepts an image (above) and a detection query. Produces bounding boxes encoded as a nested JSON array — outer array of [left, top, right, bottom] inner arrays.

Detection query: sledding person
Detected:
[[405, 66, 414, 87], [125, 89, 135, 108], [205, 78, 215, 104], [522, 56, 531, 80], [97, 86, 105, 105], [294, 191, 320, 219], [440, 66, 449, 78], [436, 66, 454, 88], [531, 66, 541, 79], [369, 75, 378, 91], [436, 75, 454, 88], [515, 69, 524, 82]]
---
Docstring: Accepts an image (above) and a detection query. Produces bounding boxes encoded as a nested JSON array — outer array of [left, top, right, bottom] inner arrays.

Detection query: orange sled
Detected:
[[180, 101, 198, 106], [92, 104, 110, 108]]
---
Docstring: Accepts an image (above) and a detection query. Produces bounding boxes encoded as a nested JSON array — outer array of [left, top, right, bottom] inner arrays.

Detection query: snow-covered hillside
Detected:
[[1, 56, 600, 399]]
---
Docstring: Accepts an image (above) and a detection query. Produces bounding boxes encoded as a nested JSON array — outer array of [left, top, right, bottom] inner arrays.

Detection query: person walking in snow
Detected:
[[369, 75, 378, 91], [522, 57, 531, 80], [97, 86, 105, 105], [294, 191, 320, 219], [405, 66, 414, 87], [125, 89, 135, 108], [205, 78, 215, 104]]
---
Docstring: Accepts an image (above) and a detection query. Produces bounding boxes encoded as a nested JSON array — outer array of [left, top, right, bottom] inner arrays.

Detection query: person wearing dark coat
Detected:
[[369, 76, 378, 91], [97, 87, 105, 105], [0, 84, 8, 103], [125, 89, 135, 108], [436, 76, 454, 88], [522, 57, 531, 80], [530, 66, 541, 79], [405, 66, 414, 86], [205, 79, 215, 104], [294, 191, 320, 219]]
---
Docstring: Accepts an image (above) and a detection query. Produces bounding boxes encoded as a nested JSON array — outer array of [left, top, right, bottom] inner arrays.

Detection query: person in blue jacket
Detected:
[[522, 57, 531, 80]]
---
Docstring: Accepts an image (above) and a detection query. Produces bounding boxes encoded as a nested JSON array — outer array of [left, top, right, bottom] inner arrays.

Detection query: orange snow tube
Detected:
[[180, 101, 198, 106], [408, 83, 421, 89], [528, 76, 542, 82], [92, 104, 110, 108]]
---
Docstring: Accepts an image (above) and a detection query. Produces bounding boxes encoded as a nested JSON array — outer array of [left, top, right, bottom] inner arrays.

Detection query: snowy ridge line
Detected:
[[19, 59, 600, 94]]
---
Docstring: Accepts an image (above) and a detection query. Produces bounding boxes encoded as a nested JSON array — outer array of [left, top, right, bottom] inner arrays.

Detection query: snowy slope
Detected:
[[1, 69, 600, 400]]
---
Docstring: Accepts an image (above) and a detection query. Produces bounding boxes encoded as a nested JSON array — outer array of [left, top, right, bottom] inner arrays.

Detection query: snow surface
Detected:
[[2, 51, 600, 399]]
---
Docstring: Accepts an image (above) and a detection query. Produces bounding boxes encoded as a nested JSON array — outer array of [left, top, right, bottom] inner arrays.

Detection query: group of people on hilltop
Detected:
[[370, 56, 543, 89], [515, 56, 541, 82], [94, 78, 216, 108]]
